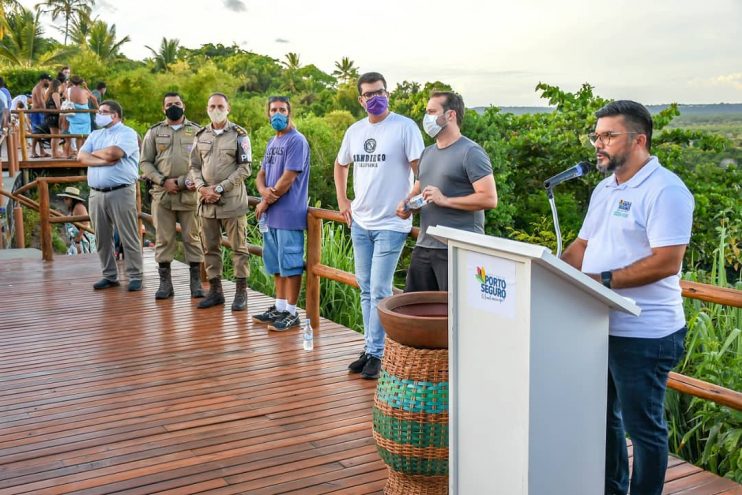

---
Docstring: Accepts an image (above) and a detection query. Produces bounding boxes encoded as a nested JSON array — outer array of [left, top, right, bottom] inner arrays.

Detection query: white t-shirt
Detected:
[[579, 157, 694, 338], [337, 112, 424, 232]]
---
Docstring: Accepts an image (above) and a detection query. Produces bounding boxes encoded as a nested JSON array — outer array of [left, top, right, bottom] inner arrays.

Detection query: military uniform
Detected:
[[141, 118, 206, 299], [189, 120, 252, 310]]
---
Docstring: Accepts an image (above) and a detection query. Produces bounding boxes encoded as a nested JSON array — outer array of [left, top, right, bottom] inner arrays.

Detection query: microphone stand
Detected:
[[545, 186, 563, 257]]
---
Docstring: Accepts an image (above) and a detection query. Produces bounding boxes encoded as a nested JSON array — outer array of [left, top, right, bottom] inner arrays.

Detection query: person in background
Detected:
[[189, 92, 252, 311], [57, 186, 96, 255], [561, 100, 694, 495], [0, 77, 12, 105], [252, 95, 310, 332], [140, 92, 205, 300], [44, 79, 63, 159], [64, 75, 92, 157], [30, 73, 52, 158], [397, 91, 497, 292], [334, 71, 424, 379]]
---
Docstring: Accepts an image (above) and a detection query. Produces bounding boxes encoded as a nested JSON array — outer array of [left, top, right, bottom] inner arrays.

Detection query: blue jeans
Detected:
[[351, 224, 408, 358], [605, 327, 687, 495]]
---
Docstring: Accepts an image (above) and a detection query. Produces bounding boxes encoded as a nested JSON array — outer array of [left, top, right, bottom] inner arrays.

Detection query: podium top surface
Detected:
[[427, 226, 640, 315]]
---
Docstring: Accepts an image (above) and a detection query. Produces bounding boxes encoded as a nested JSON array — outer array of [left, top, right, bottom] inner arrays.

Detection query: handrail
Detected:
[[11, 109, 97, 163], [5, 171, 741, 412]]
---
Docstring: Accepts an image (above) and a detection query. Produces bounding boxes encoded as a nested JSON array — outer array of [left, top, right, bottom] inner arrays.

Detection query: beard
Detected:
[[597, 150, 628, 174]]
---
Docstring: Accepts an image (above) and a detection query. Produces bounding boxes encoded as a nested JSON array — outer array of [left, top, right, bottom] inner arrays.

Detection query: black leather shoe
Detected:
[[93, 278, 120, 290], [360, 356, 381, 379], [127, 279, 143, 291], [348, 352, 370, 373]]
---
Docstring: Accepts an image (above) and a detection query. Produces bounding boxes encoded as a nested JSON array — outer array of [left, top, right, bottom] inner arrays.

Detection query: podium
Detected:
[[426, 226, 640, 495]]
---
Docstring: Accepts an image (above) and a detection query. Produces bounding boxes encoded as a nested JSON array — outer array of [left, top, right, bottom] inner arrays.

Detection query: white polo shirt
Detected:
[[579, 157, 694, 338]]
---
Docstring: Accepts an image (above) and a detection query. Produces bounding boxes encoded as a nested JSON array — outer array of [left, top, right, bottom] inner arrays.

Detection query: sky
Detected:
[[21, 0, 742, 107]]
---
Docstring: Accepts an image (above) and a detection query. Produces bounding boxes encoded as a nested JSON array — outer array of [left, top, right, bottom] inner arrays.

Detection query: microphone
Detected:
[[543, 161, 592, 189]]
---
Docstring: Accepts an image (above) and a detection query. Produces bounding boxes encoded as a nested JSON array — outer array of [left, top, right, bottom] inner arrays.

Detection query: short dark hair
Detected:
[[357, 72, 387, 95], [70, 75, 83, 85], [96, 81, 106, 90], [39, 73, 52, 81], [0, 77, 5, 88], [431, 90, 465, 127], [595, 100, 653, 151], [208, 92, 229, 103], [100, 99, 123, 119], [267, 96, 291, 114], [162, 92, 182, 104]]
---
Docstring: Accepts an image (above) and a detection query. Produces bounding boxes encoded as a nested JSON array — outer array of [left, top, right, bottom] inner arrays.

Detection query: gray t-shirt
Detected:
[[416, 136, 493, 249]]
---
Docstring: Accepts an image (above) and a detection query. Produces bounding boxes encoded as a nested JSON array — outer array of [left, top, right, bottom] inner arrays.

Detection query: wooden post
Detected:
[[8, 130, 18, 176], [39, 179, 53, 261], [305, 212, 322, 331], [13, 205, 24, 248], [18, 110, 28, 162]]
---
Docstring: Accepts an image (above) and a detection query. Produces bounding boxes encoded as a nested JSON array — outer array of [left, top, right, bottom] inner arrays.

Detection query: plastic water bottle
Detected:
[[303, 319, 314, 351], [258, 214, 268, 234]]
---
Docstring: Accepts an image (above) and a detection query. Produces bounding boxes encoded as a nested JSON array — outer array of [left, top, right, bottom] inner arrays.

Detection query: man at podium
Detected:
[[561, 100, 694, 495]]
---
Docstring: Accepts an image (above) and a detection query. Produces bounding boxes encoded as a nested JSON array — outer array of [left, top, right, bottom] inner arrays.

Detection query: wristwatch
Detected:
[[159, 176, 167, 186], [215, 184, 224, 194], [601, 271, 613, 288]]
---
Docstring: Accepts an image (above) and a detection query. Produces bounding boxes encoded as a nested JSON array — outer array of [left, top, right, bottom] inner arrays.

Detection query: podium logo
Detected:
[[475, 266, 507, 302]]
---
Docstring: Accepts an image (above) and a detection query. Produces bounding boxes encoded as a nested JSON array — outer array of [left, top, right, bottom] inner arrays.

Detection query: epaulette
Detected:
[[185, 119, 203, 129], [195, 126, 209, 136], [232, 124, 247, 136], [148, 121, 163, 130]]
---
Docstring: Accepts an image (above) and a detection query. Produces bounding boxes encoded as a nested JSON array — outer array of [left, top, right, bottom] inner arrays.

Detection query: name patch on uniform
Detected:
[[613, 199, 632, 218]]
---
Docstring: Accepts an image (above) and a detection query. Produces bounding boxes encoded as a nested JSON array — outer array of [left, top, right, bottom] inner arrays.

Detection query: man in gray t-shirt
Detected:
[[397, 91, 498, 292]]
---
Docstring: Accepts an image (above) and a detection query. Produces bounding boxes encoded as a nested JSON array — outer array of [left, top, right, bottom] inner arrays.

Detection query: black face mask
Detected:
[[165, 105, 184, 121]]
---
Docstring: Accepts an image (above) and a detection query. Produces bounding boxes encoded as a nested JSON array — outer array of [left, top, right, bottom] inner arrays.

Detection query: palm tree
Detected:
[[86, 19, 128, 61], [63, 7, 92, 45], [0, 6, 70, 66], [0, 1, 23, 40], [332, 57, 358, 84], [145, 37, 180, 72], [36, 0, 94, 45], [282, 52, 301, 70]]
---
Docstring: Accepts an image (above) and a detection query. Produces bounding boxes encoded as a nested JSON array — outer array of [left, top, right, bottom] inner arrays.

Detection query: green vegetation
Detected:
[[2, 2, 739, 482]]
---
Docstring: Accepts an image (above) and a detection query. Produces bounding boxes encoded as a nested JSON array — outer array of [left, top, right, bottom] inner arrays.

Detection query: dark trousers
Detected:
[[605, 327, 687, 495], [404, 246, 448, 292]]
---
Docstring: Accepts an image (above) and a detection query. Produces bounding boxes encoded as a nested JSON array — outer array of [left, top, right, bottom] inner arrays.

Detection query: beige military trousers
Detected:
[[89, 184, 144, 282], [152, 200, 204, 264], [201, 215, 250, 280]]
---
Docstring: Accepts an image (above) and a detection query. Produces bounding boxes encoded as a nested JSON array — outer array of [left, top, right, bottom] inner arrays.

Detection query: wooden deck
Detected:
[[0, 250, 739, 494]]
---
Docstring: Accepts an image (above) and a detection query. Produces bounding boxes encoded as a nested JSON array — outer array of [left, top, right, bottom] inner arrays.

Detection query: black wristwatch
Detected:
[[159, 176, 167, 186], [601, 271, 613, 288]]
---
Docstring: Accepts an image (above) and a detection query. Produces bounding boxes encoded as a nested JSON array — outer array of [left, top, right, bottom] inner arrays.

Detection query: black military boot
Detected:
[[189, 262, 205, 298], [155, 263, 174, 300], [231, 277, 248, 311], [197, 277, 224, 309]]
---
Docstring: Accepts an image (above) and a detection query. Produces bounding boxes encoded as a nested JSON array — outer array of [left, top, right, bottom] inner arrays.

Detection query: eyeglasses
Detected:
[[269, 96, 289, 103], [587, 131, 637, 146], [360, 89, 387, 99]]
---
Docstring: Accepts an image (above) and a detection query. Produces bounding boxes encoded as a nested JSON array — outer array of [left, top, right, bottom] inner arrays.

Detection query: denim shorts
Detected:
[[262, 228, 305, 277]]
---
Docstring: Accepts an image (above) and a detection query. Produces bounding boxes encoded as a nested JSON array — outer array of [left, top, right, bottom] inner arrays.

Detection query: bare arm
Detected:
[[596, 245, 687, 289], [561, 237, 587, 270], [272, 170, 299, 196], [423, 174, 498, 211], [334, 160, 351, 226]]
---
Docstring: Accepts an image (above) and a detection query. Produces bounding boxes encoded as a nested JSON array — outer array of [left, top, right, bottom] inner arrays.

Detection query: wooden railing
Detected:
[[13, 108, 97, 164], [3, 140, 741, 414]]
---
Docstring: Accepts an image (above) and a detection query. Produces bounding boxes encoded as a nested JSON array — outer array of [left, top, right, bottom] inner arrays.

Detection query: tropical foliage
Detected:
[[1, 7, 739, 482]]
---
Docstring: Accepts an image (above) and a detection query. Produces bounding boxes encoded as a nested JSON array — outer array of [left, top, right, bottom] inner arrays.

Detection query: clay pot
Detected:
[[376, 291, 448, 349]]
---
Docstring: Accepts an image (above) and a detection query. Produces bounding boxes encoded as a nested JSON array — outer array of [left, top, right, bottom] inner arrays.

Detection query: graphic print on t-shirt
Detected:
[[354, 138, 386, 167]]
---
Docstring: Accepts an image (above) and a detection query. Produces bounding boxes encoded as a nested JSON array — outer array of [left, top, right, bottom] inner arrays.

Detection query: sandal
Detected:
[[31, 153, 40, 158]]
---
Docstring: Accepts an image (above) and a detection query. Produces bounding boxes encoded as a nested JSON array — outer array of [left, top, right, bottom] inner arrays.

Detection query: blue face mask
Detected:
[[270, 113, 288, 131]]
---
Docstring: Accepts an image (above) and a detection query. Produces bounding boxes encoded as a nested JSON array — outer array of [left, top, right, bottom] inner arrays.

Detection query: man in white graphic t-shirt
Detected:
[[334, 72, 424, 379]]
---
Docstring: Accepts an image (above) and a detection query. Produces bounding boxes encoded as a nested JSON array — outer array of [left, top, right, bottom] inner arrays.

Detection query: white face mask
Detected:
[[423, 112, 447, 138], [95, 113, 113, 128], [208, 109, 228, 125]]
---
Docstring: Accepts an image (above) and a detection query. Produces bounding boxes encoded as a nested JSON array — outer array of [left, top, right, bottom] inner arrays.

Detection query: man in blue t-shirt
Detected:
[[253, 96, 310, 331]]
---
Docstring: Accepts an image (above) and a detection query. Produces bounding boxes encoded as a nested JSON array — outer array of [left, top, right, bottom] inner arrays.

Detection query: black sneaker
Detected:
[[348, 352, 370, 373], [93, 278, 120, 290], [253, 305, 282, 325], [360, 356, 381, 379], [268, 312, 300, 332]]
